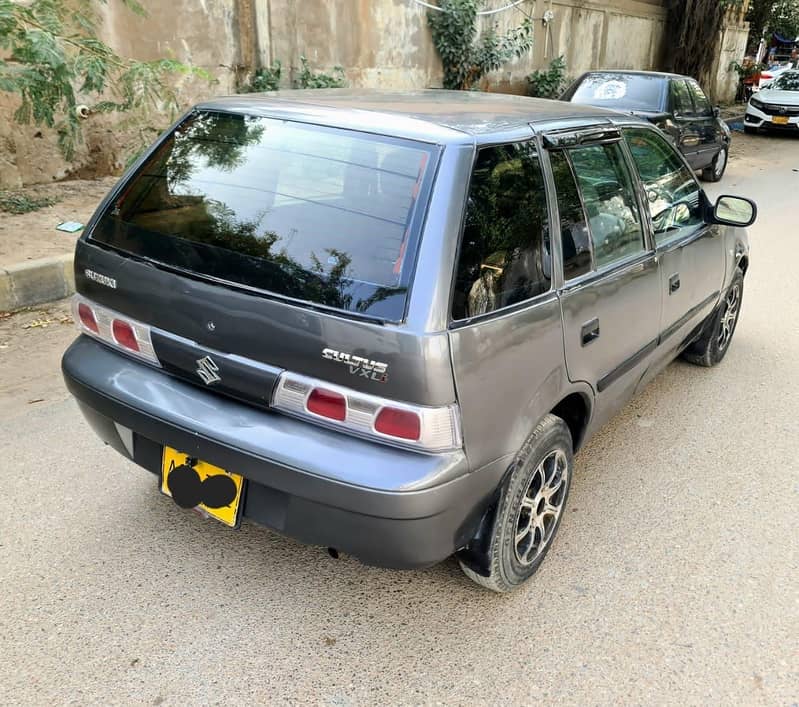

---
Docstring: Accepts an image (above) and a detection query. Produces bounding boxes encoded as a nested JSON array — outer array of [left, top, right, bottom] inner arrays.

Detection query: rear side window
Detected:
[[687, 80, 712, 116], [451, 142, 551, 321], [549, 151, 591, 280], [670, 80, 693, 115], [90, 111, 437, 320]]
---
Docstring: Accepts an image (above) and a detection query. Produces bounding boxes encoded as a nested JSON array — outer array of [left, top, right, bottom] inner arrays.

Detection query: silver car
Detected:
[[62, 90, 755, 591]]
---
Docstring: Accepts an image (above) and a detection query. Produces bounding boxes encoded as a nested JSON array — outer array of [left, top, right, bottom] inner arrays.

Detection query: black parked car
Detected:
[[562, 71, 731, 182]]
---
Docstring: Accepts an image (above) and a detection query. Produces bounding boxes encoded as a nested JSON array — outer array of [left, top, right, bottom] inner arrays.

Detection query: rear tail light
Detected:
[[72, 295, 159, 365], [77, 302, 99, 333], [306, 388, 346, 421], [272, 372, 461, 452], [374, 407, 421, 441], [112, 319, 140, 352]]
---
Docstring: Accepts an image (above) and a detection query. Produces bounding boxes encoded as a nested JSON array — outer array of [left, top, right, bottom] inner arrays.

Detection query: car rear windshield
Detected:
[[570, 73, 665, 111], [90, 110, 438, 320]]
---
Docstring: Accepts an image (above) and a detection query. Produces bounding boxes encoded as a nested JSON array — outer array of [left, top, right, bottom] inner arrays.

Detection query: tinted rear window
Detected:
[[90, 111, 437, 320], [569, 74, 665, 111]]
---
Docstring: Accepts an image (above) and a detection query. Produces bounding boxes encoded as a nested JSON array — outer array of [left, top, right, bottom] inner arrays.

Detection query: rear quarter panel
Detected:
[[448, 296, 577, 468]]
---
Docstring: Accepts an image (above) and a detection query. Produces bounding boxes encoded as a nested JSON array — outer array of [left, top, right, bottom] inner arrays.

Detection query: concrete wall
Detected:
[[2, 0, 672, 187], [260, 0, 668, 92]]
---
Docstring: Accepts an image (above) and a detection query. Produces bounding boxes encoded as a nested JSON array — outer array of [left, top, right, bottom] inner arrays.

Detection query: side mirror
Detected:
[[713, 195, 757, 227], [712, 106, 721, 118]]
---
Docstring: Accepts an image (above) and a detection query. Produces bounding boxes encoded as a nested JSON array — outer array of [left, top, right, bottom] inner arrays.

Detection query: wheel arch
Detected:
[[550, 391, 592, 452], [457, 390, 593, 577]]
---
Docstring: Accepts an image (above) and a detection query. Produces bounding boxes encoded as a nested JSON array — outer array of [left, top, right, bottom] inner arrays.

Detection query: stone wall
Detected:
[[2, 0, 675, 186]]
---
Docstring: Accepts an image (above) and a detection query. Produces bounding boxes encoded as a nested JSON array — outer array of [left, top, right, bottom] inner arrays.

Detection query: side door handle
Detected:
[[581, 318, 600, 346], [669, 273, 681, 294]]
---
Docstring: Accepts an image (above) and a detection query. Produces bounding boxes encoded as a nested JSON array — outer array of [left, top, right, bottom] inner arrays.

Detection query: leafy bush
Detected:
[[238, 60, 282, 93], [526, 56, 568, 98], [295, 56, 346, 89], [0, 0, 210, 160], [427, 0, 533, 90], [0, 191, 59, 214]]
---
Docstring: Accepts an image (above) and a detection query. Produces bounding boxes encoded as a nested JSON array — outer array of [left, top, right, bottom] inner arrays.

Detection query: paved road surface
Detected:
[[1, 134, 797, 705]]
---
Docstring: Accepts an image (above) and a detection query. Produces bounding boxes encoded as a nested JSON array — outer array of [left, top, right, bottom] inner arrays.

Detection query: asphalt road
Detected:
[[1, 134, 798, 705]]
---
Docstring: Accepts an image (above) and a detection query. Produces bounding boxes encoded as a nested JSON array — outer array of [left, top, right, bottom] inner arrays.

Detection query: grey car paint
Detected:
[[61, 90, 751, 571]]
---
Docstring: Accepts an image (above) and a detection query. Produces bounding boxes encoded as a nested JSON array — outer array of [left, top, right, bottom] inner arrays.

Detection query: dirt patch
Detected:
[[0, 300, 76, 418], [727, 130, 799, 176], [0, 177, 117, 268]]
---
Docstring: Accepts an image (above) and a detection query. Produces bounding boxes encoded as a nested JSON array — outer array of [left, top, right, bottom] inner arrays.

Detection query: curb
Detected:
[[0, 253, 75, 313]]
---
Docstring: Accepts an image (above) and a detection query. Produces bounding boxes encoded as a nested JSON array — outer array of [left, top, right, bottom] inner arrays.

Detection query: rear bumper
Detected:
[[62, 336, 506, 568]]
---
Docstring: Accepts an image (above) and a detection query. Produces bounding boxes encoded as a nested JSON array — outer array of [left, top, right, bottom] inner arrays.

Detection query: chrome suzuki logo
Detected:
[[196, 355, 221, 385]]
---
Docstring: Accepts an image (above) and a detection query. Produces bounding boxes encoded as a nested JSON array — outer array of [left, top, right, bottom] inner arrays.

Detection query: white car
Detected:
[[745, 70, 799, 134], [756, 62, 796, 90]]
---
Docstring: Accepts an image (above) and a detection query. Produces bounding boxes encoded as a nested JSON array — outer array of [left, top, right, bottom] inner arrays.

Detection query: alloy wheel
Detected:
[[717, 283, 740, 351], [715, 147, 728, 178], [514, 450, 568, 566]]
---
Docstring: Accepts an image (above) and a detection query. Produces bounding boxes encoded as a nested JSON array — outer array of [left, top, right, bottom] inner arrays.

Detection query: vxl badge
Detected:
[[322, 348, 388, 382], [196, 355, 222, 385]]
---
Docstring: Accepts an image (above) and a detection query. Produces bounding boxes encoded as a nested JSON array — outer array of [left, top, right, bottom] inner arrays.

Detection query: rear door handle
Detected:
[[669, 273, 681, 294], [581, 318, 600, 346]]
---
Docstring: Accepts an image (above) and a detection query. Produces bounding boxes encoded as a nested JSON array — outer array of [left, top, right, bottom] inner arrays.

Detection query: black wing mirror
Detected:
[[712, 195, 757, 227], [712, 105, 721, 118]]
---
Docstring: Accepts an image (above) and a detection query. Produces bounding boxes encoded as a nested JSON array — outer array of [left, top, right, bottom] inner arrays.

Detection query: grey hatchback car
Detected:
[[62, 90, 755, 592]]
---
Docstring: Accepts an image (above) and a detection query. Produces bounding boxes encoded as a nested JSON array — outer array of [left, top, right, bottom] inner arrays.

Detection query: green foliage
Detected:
[[237, 60, 282, 93], [729, 59, 765, 79], [748, 0, 799, 47], [427, 0, 533, 90], [0, 0, 211, 161], [295, 56, 346, 89], [526, 55, 568, 98], [0, 190, 59, 214]]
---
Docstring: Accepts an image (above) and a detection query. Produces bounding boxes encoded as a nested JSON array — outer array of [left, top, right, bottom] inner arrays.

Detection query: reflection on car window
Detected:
[[569, 73, 665, 111], [687, 81, 712, 116], [91, 111, 436, 319], [550, 151, 591, 280], [452, 142, 551, 320], [623, 128, 703, 244], [670, 80, 693, 115], [567, 143, 645, 268], [773, 71, 799, 91]]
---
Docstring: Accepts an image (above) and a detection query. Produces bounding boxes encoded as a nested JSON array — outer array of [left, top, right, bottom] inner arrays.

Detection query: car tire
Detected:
[[701, 145, 728, 182], [743, 125, 758, 135], [459, 414, 573, 593], [682, 269, 744, 367]]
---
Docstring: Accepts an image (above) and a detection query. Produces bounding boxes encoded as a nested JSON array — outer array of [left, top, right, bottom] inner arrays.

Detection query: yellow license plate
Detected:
[[161, 447, 245, 528], [772, 116, 789, 125]]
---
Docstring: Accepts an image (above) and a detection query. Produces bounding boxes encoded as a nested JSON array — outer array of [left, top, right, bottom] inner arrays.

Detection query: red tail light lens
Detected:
[[112, 319, 140, 352], [374, 407, 421, 441], [272, 372, 461, 452], [77, 303, 99, 333], [306, 388, 346, 421], [72, 295, 159, 365]]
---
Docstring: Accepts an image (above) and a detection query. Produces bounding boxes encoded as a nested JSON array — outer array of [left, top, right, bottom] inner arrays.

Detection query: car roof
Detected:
[[196, 89, 637, 143], [576, 70, 688, 81]]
